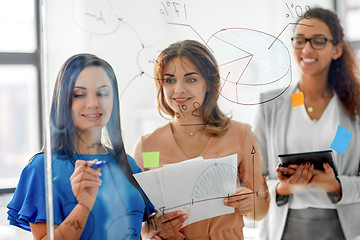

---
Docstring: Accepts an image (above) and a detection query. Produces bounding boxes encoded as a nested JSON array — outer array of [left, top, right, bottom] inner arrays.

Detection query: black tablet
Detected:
[[278, 150, 338, 176]]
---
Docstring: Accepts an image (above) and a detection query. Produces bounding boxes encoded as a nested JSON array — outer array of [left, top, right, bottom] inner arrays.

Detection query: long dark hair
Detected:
[[49, 53, 147, 208], [154, 40, 231, 135], [297, 8, 360, 118]]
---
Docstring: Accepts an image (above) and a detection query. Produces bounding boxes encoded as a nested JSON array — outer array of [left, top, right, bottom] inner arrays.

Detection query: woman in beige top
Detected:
[[133, 40, 269, 239]]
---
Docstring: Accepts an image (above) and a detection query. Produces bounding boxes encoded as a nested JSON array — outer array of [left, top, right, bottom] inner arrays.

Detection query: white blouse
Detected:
[[286, 93, 341, 209]]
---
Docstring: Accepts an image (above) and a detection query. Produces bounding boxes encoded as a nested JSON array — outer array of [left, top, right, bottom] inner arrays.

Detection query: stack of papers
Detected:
[[134, 154, 238, 225]]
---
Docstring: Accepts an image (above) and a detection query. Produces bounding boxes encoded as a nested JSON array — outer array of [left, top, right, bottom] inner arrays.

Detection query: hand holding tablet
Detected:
[[278, 150, 338, 176]]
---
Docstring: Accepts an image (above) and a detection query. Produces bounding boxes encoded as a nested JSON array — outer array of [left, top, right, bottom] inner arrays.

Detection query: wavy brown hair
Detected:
[[297, 7, 360, 118], [154, 40, 230, 135]]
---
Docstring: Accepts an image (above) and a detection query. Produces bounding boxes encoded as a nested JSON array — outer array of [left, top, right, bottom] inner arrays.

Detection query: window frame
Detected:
[[0, 0, 42, 194]]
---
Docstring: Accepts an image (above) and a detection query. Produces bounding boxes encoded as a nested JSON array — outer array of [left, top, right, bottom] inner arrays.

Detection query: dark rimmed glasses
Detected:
[[291, 37, 337, 50]]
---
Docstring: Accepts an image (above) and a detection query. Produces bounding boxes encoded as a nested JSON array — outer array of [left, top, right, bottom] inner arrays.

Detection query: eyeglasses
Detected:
[[291, 37, 337, 50]]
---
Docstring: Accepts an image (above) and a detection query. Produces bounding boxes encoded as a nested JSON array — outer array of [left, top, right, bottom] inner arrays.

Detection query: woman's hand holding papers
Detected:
[[224, 187, 254, 215], [154, 211, 187, 239]]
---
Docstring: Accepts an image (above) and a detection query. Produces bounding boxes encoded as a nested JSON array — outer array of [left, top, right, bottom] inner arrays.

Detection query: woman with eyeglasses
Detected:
[[254, 7, 360, 240]]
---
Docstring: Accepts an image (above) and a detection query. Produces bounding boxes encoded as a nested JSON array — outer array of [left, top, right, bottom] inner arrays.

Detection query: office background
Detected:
[[1, 0, 359, 239]]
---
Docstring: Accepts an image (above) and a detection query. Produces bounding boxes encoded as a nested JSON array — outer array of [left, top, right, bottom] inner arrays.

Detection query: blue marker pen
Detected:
[[91, 161, 107, 169]]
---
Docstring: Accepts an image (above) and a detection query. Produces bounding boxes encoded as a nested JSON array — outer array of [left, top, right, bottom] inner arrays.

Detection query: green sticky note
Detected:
[[142, 152, 160, 168]]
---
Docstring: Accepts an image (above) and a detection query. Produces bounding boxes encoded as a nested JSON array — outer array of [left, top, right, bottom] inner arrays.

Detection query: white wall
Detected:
[[43, 0, 334, 154]]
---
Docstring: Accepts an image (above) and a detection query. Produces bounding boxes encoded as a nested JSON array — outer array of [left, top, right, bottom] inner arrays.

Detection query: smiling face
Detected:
[[162, 57, 208, 119], [72, 66, 113, 133], [293, 18, 342, 78]]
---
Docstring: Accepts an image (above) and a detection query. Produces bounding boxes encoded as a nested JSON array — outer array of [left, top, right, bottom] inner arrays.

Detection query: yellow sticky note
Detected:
[[292, 92, 304, 107], [142, 152, 160, 168]]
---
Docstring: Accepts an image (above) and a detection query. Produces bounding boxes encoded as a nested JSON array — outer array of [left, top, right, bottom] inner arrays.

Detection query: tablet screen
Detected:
[[278, 150, 338, 176]]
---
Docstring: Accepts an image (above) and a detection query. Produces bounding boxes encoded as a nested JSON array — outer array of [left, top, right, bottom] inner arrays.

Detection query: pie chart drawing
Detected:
[[206, 28, 292, 105], [191, 162, 237, 204], [188, 162, 237, 224]]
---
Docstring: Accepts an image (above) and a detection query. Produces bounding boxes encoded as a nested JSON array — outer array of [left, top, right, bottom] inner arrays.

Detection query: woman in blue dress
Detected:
[[7, 53, 155, 239]]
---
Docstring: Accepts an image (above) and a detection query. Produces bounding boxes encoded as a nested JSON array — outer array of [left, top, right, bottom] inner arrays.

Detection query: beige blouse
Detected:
[[133, 120, 266, 240]]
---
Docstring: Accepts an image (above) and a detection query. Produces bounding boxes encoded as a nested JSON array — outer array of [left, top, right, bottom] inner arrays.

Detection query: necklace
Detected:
[[171, 123, 205, 136], [298, 86, 332, 114], [182, 127, 204, 136], [188, 129, 200, 136]]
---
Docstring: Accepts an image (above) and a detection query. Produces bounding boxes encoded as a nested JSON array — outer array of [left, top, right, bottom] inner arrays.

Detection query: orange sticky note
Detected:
[[142, 152, 160, 168], [292, 92, 304, 107]]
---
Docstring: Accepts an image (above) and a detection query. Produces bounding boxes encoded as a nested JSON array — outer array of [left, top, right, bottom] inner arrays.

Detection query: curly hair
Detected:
[[297, 7, 360, 118]]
